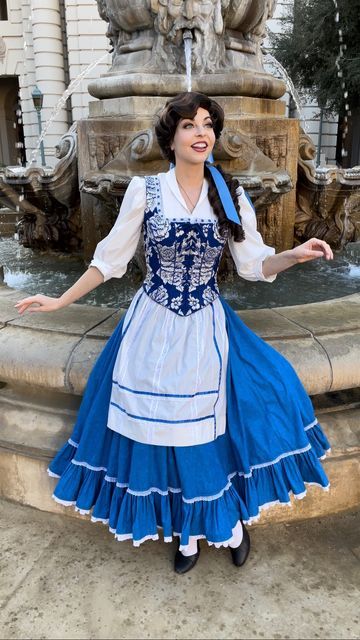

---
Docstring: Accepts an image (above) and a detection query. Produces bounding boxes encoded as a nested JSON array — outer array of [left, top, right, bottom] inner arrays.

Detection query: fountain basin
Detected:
[[0, 282, 359, 524], [1, 0, 359, 534], [1, 284, 360, 396], [1, 236, 359, 311]]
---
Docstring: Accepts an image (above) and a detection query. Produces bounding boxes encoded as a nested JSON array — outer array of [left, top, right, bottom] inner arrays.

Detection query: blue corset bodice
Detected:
[[142, 176, 228, 316]]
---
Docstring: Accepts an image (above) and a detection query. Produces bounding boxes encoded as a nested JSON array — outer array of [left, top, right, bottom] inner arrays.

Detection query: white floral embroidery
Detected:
[[143, 272, 154, 289], [143, 176, 226, 316], [156, 245, 186, 291], [188, 246, 221, 291], [144, 176, 160, 212], [189, 295, 201, 311], [145, 194, 157, 212], [203, 286, 218, 304], [148, 212, 171, 241], [213, 220, 229, 242], [170, 294, 183, 311], [151, 285, 169, 305], [180, 229, 202, 256]]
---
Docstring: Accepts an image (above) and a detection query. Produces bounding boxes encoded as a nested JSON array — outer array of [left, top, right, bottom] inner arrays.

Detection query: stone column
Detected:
[[30, 0, 68, 166]]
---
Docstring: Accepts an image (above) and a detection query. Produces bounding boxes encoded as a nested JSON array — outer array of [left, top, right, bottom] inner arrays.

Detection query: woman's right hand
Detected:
[[14, 267, 105, 315], [14, 294, 62, 315]]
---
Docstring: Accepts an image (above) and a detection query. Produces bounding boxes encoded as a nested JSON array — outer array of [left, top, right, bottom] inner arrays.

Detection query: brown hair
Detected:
[[155, 92, 245, 242]]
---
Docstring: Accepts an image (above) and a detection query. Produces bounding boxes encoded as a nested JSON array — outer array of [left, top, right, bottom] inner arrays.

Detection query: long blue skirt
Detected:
[[48, 298, 330, 547]]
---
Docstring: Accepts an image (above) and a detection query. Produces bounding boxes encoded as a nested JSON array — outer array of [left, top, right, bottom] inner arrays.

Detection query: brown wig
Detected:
[[154, 92, 245, 242]]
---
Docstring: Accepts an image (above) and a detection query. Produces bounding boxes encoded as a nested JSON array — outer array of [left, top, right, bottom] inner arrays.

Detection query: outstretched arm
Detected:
[[14, 176, 146, 315], [262, 238, 333, 279], [14, 266, 104, 314], [229, 188, 334, 282]]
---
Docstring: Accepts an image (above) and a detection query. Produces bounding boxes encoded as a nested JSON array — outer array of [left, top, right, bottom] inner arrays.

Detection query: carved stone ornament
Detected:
[[0, 37, 6, 60], [80, 126, 292, 208], [295, 130, 360, 250], [0, 124, 82, 251], [89, 0, 285, 99]]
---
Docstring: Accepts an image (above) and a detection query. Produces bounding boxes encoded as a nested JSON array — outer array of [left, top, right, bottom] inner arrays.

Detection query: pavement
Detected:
[[0, 499, 359, 640]]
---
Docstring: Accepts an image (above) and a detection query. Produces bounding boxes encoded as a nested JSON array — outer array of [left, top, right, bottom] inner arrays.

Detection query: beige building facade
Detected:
[[0, 0, 337, 169], [0, 0, 109, 167]]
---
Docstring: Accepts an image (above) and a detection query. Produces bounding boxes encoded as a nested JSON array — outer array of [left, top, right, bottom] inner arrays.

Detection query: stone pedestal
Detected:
[[78, 96, 299, 261]]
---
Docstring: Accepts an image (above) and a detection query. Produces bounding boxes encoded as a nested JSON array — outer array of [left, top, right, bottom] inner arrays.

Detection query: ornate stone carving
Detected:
[[89, 0, 285, 99], [0, 124, 82, 251], [255, 134, 288, 170], [295, 130, 360, 249], [88, 134, 123, 170], [154, 0, 226, 74], [80, 125, 292, 205]]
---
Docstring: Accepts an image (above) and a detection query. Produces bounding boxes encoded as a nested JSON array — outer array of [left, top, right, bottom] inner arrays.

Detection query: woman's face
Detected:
[[170, 107, 216, 165]]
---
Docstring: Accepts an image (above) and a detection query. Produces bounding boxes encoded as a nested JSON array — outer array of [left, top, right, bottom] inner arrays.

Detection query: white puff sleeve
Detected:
[[89, 176, 146, 282], [228, 187, 277, 283]]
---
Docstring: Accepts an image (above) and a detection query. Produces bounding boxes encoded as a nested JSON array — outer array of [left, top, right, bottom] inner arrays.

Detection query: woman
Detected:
[[15, 92, 332, 574]]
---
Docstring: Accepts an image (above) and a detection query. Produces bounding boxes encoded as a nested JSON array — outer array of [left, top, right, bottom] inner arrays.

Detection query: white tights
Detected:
[[180, 520, 244, 556]]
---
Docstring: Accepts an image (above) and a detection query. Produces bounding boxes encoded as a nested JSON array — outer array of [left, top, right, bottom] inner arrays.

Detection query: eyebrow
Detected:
[[182, 115, 213, 122]]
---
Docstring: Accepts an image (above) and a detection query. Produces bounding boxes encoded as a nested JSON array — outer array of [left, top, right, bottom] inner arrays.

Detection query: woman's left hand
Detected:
[[291, 238, 333, 264]]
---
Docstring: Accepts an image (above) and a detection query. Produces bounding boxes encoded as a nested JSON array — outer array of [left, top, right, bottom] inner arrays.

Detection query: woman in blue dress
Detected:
[[15, 92, 332, 574]]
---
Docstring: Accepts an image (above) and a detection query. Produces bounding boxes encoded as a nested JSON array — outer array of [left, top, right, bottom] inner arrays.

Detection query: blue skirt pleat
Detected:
[[49, 298, 331, 546]]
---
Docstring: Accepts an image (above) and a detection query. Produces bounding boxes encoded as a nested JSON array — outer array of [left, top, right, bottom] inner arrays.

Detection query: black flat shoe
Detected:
[[230, 524, 251, 567], [174, 541, 200, 575]]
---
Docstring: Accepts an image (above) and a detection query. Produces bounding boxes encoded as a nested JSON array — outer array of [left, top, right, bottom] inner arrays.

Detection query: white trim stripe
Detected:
[[304, 419, 318, 431], [51, 482, 330, 547], [72, 460, 107, 472], [65, 434, 329, 502], [237, 444, 312, 477], [47, 469, 60, 478]]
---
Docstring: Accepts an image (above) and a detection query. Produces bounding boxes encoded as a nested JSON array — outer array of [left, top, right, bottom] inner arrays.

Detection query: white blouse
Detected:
[[90, 168, 277, 284]]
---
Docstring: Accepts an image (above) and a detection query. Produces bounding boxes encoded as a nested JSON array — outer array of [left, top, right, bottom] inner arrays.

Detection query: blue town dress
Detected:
[[48, 171, 331, 550]]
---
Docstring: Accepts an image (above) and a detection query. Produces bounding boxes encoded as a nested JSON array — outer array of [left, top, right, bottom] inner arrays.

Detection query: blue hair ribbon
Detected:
[[205, 162, 241, 226]]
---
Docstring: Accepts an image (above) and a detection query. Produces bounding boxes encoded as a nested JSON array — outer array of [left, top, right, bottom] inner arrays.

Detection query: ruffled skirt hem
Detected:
[[48, 422, 331, 548], [50, 481, 330, 550]]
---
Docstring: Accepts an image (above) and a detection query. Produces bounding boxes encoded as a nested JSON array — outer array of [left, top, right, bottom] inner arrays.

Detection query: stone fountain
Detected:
[[1, 0, 359, 257], [0, 0, 299, 257], [0, 1, 359, 523], [79, 0, 298, 261]]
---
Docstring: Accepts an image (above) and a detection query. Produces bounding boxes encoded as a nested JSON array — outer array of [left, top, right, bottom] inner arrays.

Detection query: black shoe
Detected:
[[174, 541, 200, 575], [230, 524, 251, 567]]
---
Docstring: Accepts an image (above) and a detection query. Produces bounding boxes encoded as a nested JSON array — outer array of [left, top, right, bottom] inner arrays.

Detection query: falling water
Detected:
[[183, 30, 193, 92], [332, 0, 350, 158], [30, 52, 109, 165], [263, 52, 308, 132]]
